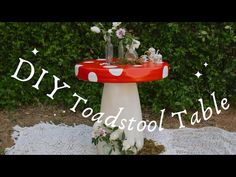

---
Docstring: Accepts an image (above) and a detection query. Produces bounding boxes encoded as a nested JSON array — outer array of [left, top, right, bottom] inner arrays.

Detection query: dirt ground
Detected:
[[0, 105, 236, 154]]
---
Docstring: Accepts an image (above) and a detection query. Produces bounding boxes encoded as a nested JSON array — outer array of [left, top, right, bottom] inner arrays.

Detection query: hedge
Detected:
[[0, 22, 235, 114]]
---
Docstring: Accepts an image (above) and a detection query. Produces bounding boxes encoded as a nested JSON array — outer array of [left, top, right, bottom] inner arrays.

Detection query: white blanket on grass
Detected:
[[5, 123, 236, 155]]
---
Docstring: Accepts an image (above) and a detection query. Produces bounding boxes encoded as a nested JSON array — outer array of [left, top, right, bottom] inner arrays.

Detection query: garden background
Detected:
[[0, 22, 235, 113]]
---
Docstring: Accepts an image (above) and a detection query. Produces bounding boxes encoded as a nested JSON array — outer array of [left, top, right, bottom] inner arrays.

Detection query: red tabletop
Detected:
[[75, 59, 170, 83]]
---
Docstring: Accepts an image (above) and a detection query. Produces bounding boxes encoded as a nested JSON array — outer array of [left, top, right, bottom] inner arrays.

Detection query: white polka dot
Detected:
[[75, 64, 83, 76], [88, 72, 98, 82], [109, 68, 123, 76], [162, 66, 169, 78], [103, 65, 117, 68], [84, 61, 94, 63]]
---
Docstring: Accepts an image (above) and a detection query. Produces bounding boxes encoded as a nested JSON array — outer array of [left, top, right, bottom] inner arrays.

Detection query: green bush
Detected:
[[0, 22, 235, 113]]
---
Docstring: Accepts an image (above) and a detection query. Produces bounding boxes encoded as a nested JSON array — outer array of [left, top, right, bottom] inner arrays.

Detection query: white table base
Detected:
[[93, 83, 144, 155]]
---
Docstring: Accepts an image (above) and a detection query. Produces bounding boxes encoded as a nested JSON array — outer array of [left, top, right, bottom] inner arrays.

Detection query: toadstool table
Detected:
[[75, 59, 170, 154]]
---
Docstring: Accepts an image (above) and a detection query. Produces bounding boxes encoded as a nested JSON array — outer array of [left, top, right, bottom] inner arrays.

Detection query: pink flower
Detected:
[[99, 128, 106, 136], [116, 28, 126, 39]]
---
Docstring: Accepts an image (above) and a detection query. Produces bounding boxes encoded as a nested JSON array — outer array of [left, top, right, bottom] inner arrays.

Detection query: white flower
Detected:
[[62, 110, 66, 113], [126, 44, 135, 52], [116, 28, 126, 39], [122, 140, 131, 151], [108, 29, 113, 34], [109, 129, 122, 141], [53, 113, 56, 117], [110, 131, 120, 141], [132, 39, 140, 49], [91, 26, 101, 33], [112, 22, 122, 28]]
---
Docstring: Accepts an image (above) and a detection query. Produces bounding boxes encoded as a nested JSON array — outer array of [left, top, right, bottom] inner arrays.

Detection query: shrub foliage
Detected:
[[0, 22, 235, 113]]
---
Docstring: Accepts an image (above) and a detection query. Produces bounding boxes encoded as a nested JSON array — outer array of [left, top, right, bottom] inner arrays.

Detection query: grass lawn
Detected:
[[0, 104, 236, 155]]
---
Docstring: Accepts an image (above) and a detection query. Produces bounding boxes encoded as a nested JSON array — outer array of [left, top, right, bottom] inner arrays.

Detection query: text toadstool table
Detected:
[[75, 59, 170, 154]]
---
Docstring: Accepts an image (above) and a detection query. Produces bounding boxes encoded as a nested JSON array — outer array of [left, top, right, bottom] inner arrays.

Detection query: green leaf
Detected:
[[113, 127, 119, 131], [108, 149, 112, 155], [122, 132, 125, 140]]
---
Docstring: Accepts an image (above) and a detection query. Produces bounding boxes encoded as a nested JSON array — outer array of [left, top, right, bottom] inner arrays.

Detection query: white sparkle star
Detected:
[[32, 48, 39, 55], [195, 71, 202, 78], [204, 62, 208, 67]]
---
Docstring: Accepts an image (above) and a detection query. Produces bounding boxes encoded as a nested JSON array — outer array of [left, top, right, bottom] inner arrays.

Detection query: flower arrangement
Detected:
[[92, 124, 138, 155], [90, 22, 164, 65], [90, 22, 142, 64], [90, 22, 139, 45]]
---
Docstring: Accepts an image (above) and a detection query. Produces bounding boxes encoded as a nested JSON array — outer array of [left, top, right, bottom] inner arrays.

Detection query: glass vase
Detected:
[[105, 35, 113, 65], [125, 45, 138, 61], [118, 40, 124, 60]]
